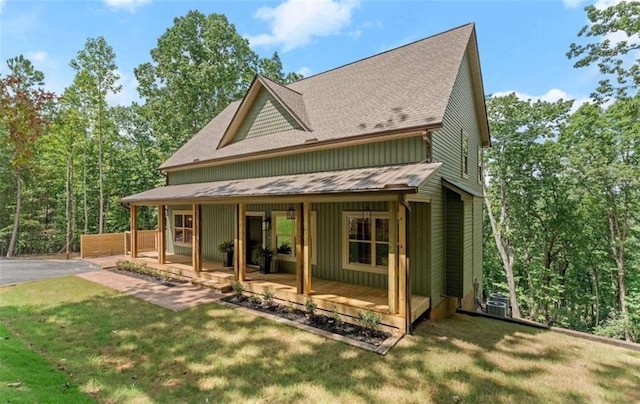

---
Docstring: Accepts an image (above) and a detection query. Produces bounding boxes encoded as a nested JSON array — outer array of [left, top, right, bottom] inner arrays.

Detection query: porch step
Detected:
[[191, 278, 233, 293]]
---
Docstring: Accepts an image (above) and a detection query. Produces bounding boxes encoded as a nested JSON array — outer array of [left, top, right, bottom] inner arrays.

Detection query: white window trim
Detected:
[[342, 211, 389, 275], [271, 211, 317, 265], [173, 209, 193, 248]]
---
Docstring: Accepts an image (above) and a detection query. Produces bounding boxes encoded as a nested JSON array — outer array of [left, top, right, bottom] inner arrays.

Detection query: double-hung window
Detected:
[[273, 212, 295, 260], [343, 212, 390, 274], [173, 211, 193, 246]]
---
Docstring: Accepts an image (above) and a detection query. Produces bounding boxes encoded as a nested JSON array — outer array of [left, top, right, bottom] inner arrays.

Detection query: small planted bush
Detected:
[[248, 294, 262, 305], [262, 290, 275, 306], [305, 298, 317, 318], [358, 310, 381, 334], [231, 281, 244, 296]]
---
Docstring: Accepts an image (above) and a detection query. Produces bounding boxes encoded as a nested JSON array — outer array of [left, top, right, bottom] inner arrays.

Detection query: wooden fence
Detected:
[[124, 230, 157, 254], [80, 230, 157, 258]]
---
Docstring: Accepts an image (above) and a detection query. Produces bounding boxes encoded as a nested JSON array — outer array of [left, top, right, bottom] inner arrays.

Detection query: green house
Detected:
[[122, 23, 490, 333]]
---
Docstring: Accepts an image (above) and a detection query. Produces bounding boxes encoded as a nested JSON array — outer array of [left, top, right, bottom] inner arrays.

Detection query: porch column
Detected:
[[303, 202, 312, 296], [158, 204, 166, 264], [234, 204, 239, 280], [295, 203, 304, 294], [192, 204, 201, 273], [388, 200, 398, 314], [237, 203, 246, 281], [131, 205, 138, 258], [398, 202, 407, 319]]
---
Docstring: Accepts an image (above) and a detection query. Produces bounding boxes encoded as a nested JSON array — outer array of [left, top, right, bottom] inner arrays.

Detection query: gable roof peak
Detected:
[[217, 73, 311, 149]]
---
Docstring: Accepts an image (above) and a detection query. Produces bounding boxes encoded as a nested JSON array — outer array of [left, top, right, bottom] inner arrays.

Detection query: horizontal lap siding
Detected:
[[445, 189, 463, 297], [474, 200, 483, 297], [409, 201, 430, 296], [418, 49, 485, 308], [168, 137, 426, 185], [234, 88, 301, 142], [463, 199, 473, 294]]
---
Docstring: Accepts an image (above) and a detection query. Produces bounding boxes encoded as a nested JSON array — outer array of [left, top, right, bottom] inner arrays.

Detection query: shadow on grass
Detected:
[[1, 277, 637, 402]]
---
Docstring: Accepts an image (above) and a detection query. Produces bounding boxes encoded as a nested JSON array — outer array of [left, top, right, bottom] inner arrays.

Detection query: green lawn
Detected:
[[1, 276, 639, 403]]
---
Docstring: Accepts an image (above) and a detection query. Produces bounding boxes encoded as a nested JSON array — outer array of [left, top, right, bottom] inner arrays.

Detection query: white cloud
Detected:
[[297, 66, 313, 77], [0, 0, 6, 14], [593, 0, 625, 9], [562, 0, 584, 8], [106, 70, 140, 106], [248, 0, 360, 52], [492, 88, 592, 112], [26, 51, 48, 62], [563, 0, 624, 9], [103, 0, 151, 13]]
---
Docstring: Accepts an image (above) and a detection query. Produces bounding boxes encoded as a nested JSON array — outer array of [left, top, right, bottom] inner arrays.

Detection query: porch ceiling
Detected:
[[121, 162, 442, 205]]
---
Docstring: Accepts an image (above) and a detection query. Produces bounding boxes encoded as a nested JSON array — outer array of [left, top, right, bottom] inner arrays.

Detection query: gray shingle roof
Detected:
[[123, 162, 442, 204], [160, 23, 476, 170]]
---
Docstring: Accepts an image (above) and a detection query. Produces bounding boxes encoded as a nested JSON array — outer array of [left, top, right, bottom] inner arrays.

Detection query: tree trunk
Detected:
[[6, 171, 21, 258], [65, 154, 72, 259], [608, 213, 629, 341], [83, 150, 88, 234], [483, 182, 522, 318], [98, 95, 104, 234]]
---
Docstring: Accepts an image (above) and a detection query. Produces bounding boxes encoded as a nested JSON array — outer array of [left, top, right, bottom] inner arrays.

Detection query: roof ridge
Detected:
[[290, 22, 475, 84], [259, 74, 304, 96]]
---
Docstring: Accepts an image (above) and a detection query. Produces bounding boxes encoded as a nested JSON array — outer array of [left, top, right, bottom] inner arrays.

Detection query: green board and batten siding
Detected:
[[162, 48, 485, 304], [168, 137, 427, 185], [418, 49, 484, 308], [233, 88, 302, 142]]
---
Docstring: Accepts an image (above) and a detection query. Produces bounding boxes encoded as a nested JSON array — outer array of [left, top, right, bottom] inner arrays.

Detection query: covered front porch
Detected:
[[127, 252, 429, 329], [122, 162, 441, 333]]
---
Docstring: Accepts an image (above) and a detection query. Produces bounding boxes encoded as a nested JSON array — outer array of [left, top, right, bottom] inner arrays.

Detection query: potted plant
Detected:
[[218, 239, 234, 268], [252, 246, 273, 274], [276, 242, 292, 255]]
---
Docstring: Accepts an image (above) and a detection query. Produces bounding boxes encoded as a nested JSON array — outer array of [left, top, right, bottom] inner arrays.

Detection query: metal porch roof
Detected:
[[122, 162, 442, 204]]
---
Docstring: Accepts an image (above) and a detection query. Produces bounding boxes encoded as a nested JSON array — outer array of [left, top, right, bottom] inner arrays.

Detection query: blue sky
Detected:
[[0, 0, 626, 107]]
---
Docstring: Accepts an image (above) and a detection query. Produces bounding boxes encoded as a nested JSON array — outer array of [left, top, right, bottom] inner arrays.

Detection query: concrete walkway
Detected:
[[77, 271, 225, 312]]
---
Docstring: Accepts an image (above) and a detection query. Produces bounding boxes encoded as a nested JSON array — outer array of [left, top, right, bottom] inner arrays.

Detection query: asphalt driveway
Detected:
[[0, 259, 100, 286]]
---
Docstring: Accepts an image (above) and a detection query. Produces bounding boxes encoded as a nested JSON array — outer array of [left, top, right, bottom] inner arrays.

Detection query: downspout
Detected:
[[400, 195, 412, 335]]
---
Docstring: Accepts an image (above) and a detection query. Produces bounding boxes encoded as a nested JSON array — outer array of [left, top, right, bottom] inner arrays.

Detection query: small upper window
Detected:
[[462, 130, 469, 177], [477, 145, 483, 184]]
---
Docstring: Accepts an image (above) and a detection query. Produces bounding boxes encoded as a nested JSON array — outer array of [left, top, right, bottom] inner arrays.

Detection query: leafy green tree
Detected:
[[484, 94, 573, 320], [568, 1, 640, 100], [561, 98, 640, 340], [0, 56, 55, 257], [135, 11, 301, 157], [70, 37, 121, 234]]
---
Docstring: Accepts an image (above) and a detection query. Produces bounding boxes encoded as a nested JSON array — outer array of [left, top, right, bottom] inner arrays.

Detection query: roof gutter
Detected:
[[161, 123, 443, 173]]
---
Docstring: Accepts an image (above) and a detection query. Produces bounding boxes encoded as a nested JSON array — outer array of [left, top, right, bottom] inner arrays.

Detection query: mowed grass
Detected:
[[0, 322, 93, 403], [1, 276, 639, 403]]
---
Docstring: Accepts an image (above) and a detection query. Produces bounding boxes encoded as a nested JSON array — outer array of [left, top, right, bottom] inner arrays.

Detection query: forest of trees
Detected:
[[1, 4, 638, 341]]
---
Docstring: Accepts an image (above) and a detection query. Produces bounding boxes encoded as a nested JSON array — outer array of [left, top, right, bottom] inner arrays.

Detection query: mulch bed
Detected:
[[106, 268, 188, 287], [222, 294, 390, 346]]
